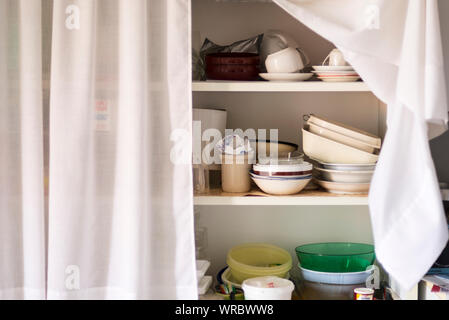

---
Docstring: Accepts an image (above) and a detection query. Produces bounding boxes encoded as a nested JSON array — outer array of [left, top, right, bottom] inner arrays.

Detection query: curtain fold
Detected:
[[0, 0, 46, 299], [274, 0, 449, 290]]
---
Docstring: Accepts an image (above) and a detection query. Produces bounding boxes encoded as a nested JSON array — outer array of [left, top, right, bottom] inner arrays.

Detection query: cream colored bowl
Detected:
[[308, 122, 378, 154], [307, 115, 381, 149], [302, 129, 379, 164]]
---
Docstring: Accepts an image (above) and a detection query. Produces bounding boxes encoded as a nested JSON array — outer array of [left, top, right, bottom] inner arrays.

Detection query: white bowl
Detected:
[[299, 264, 374, 285], [265, 47, 304, 73], [251, 174, 311, 195], [314, 178, 370, 194], [308, 122, 378, 154], [306, 115, 381, 148], [314, 167, 374, 183], [311, 159, 376, 172], [302, 128, 379, 164], [253, 161, 312, 173]]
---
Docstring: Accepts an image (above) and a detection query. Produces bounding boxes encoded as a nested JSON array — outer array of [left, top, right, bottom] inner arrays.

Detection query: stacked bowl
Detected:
[[313, 161, 376, 194], [227, 243, 292, 284], [302, 114, 381, 194], [295, 242, 376, 300], [250, 152, 313, 195]]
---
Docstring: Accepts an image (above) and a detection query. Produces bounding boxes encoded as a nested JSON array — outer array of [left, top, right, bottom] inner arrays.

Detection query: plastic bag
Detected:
[[195, 34, 264, 80]]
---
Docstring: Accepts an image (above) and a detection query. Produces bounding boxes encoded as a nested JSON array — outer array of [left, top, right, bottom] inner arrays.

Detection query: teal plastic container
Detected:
[[295, 242, 375, 273]]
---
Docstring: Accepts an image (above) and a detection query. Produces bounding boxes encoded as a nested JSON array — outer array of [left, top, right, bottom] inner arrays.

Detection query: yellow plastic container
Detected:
[[227, 243, 292, 283]]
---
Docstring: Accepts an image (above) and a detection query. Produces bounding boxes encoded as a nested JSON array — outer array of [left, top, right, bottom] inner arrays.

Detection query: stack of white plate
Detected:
[[197, 260, 212, 295], [312, 66, 360, 82], [312, 160, 375, 194], [302, 115, 381, 194]]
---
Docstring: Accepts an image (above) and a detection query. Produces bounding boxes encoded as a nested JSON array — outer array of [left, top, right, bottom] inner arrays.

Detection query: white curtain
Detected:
[[47, 0, 196, 299], [0, 0, 46, 299], [1, 0, 197, 299], [274, 0, 449, 290]]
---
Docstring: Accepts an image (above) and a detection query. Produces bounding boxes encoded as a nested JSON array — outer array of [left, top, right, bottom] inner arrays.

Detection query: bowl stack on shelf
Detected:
[[302, 114, 381, 194], [216, 243, 294, 300], [250, 152, 313, 195], [295, 242, 376, 300]]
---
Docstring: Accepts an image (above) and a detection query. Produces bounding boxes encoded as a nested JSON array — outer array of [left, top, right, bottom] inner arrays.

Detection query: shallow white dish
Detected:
[[302, 128, 379, 164], [306, 115, 381, 148], [317, 76, 361, 82], [311, 159, 376, 172], [259, 73, 313, 82], [312, 65, 354, 72], [314, 167, 374, 183], [299, 264, 374, 285], [251, 173, 312, 195], [307, 122, 378, 154], [312, 70, 358, 75], [315, 178, 370, 194], [253, 161, 312, 173], [250, 171, 312, 180]]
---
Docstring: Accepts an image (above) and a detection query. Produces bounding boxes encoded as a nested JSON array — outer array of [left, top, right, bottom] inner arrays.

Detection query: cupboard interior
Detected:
[[192, 0, 385, 279]]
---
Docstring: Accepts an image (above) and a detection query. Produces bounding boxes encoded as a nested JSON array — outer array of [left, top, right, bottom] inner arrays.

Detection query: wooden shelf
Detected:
[[194, 187, 368, 206], [192, 80, 371, 92]]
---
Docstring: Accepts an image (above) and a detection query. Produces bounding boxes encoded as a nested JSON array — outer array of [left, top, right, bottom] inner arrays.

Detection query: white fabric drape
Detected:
[[47, 0, 196, 299], [0, 0, 46, 299], [274, 0, 449, 290]]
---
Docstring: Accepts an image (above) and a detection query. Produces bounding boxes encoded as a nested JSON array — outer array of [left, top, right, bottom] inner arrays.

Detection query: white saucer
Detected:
[[312, 70, 358, 75], [317, 76, 361, 82], [312, 66, 354, 72], [259, 73, 313, 82]]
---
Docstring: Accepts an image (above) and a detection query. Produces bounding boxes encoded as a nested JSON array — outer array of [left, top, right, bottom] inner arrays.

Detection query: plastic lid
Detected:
[[216, 134, 254, 155], [253, 160, 312, 173]]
